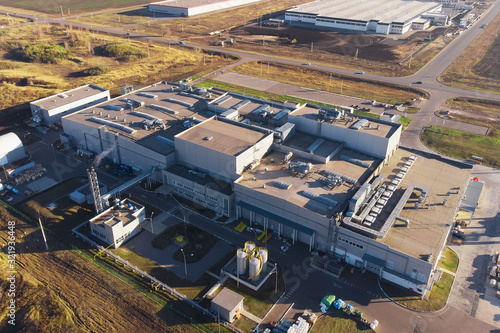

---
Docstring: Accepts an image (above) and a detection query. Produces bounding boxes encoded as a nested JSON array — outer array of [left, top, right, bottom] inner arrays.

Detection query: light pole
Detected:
[[180, 249, 193, 281], [149, 211, 154, 234], [274, 263, 278, 296]]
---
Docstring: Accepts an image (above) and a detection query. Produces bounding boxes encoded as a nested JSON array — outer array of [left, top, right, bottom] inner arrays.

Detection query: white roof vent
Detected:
[[203, 136, 213, 141]]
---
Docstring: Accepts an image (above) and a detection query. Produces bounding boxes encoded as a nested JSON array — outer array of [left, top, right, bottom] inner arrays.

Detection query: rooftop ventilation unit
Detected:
[[340, 154, 370, 168], [179, 92, 205, 100], [301, 190, 338, 208], [232, 99, 251, 110], [137, 92, 158, 99], [273, 109, 290, 121], [149, 104, 179, 115], [320, 169, 356, 184], [203, 136, 213, 141], [126, 98, 145, 109], [131, 111, 163, 123], [351, 119, 369, 130], [273, 181, 292, 189], [143, 118, 166, 130], [307, 138, 325, 153], [214, 95, 232, 105], [105, 105, 124, 112], [283, 152, 293, 164], [289, 161, 313, 174], [155, 136, 175, 146], [251, 104, 270, 115], [189, 169, 206, 178], [90, 117, 136, 134], [58, 93, 69, 98], [165, 98, 193, 108]]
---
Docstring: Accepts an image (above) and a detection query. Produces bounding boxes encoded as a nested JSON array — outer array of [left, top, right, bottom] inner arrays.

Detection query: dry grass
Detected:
[[0, 0, 151, 15], [67, 8, 153, 28], [0, 13, 30, 26], [231, 61, 424, 104], [439, 11, 500, 94], [0, 23, 236, 110], [446, 97, 500, 119]]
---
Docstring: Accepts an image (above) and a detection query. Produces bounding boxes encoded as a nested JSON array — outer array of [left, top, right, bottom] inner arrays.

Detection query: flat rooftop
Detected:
[[375, 149, 471, 263], [151, 0, 241, 9], [284, 132, 343, 159], [63, 82, 212, 155], [287, 0, 442, 24], [291, 104, 397, 138], [238, 148, 378, 217], [176, 118, 268, 156], [31, 84, 107, 110], [90, 199, 143, 228]]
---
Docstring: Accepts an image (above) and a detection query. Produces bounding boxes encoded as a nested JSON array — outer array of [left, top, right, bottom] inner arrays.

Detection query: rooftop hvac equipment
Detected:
[[179, 92, 205, 100], [289, 161, 313, 174], [232, 99, 251, 110], [251, 104, 270, 115], [131, 111, 163, 123], [155, 136, 175, 146], [301, 190, 338, 209], [214, 95, 232, 105], [241, 119, 251, 124], [165, 98, 193, 108], [283, 152, 293, 164], [320, 169, 356, 184], [143, 118, 166, 130], [273, 109, 290, 121], [318, 108, 341, 121], [105, 105, 124, 111], [340, 154, 370, 168], [149, 104, 179, 115], [58, 93, 69, 98], [90, 117, 136, 134], [188, 169, 206, 178], [237, 249, 248, 276], [320, 176, 343, 188], [137, 92, 158, 99], [274, 180, 292, 189], [307, 138, 325, 153], [183, 120, 193, 128], [351, 119, 369, 130], [182, 116, 203, 124], [126, 98, 145, 109]]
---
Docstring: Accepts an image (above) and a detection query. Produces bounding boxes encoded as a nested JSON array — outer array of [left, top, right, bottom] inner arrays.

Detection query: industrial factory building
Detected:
[[149, 0, 261, 17], [30, 84, 109, 125], [61, 81, 477, 295], [285, 0, 446, 35]]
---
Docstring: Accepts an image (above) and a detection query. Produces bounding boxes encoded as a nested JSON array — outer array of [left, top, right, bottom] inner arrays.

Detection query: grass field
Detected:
[[439, 10, 500, 94], [67, 8, 153, 28], [231, 62, 425, 104], [0, 23, 236, 111], [441, 247, 459, 273], [0, 0, 151, 15], [422, 126, 500, 168], [446, 97, 500, 119], [310, 313, 374, 333], [380, 272, 454, 312]]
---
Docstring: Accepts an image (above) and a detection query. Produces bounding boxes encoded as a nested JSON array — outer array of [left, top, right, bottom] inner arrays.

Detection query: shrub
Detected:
[[18, 43, 72, 63], [82, 66, 110, 76], [100, 43, 145, 59]]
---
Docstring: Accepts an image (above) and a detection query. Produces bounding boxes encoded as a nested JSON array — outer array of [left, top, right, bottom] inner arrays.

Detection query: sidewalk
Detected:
[[438, 267, 457, 277], [241, 309, 262, 324]]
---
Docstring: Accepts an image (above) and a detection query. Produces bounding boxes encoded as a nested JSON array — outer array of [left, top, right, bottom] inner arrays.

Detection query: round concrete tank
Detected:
[[237, 249, 248, 276], [257, 248, 268, 273], [245, 241, 256, 253], [249, 257, 261, 279]]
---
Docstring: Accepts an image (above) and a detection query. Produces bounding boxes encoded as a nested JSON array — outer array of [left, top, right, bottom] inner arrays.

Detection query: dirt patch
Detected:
[[472, 33, 500, 80], [229, 24, 447, 62]]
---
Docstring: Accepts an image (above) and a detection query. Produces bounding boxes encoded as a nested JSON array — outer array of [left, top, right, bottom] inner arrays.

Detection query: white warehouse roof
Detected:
[[0, 133, 26, 166], [287, 0, 442, 24]]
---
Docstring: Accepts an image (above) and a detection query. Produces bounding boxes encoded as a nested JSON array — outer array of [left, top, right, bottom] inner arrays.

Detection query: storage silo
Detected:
[[236, 249, 248, 276], [257, 248, 268, 273], [244, 241, 256, 253], [248, 256, 261, 279]]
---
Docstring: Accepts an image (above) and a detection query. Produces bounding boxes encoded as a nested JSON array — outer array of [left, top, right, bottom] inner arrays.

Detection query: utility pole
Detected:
[[311, 42, 313, 52], [354, 48, 358, 60], [150, 211, 154, 233], [341, 79, 343, 94], [274, 263, 278, 295], [38, 217, 49, 251], [60, 5, 64, 16]]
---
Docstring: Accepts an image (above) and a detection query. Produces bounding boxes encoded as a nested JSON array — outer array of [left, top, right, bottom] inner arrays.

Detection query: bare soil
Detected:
[[229, 24, 447, 63]]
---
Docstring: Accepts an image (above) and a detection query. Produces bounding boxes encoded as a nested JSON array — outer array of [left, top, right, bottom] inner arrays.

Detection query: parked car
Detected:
[[179, 41, 185, 45], [355, 71, 364, 74], [414, 81, 423, 84], [303, 62, 311, 65]]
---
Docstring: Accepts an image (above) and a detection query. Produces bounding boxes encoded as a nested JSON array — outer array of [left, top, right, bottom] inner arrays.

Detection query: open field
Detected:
[[67, 7, 154, 28], [0, 0, 151, 15], [0, 13, 30, 26], [231, 61, 425, 104], [0, 23, 236, 111], [439, 11, 500, 94], [445, 97, 500, 123], [422, 126, 500, 168], [441, 247, 459, 273], [0, 203, 197, 333], [380, 272, 454, 312], [310, 312, 374, 333]]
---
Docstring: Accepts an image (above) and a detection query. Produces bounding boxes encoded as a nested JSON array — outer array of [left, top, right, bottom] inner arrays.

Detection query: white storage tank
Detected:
[[245, 241, 256, 253], [258, 248, 268, 273], [249, 257, 261, 279], [237, 249, 248, 276]]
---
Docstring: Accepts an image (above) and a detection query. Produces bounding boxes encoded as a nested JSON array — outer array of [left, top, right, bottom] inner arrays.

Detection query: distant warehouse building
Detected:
[[149, 0, 261, 17], [285, 0, 446, 35]]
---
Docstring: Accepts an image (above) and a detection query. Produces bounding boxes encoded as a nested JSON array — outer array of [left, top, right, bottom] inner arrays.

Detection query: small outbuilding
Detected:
[[0, 133, 27, 167], [210, 287, 244, 323]]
